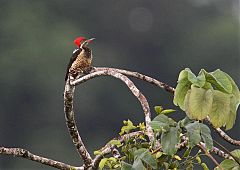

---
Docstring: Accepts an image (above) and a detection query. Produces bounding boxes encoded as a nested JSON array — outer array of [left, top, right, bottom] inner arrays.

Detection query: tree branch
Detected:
[[205, 117, 240, 146], [95, 67, 175, 94], [71, 69, 155, 143], [198, 143, 223, 170], [64, 80, 93, 168], [0, 147, 84, 170]]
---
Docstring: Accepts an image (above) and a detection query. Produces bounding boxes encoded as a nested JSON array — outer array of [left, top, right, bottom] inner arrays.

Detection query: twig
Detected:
[[71, 69, 155, 144], [177, 136, 232, 160], [177, 135, 188, 150], [198, 143, 223, 170], [211, 146, 233, 160], [64, 80, 93, 168], [213, 140, 238, 164], [0, 147, 84, 170], [95, 67, 175, 94], [205, 117, 240, 146]]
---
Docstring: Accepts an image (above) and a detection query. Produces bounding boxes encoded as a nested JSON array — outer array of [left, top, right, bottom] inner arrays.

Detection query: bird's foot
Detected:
[[83, 66, 94, 74]]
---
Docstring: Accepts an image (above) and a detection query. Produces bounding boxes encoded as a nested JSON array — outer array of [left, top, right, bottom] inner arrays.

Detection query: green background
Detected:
[[0, 0, 239, 169]]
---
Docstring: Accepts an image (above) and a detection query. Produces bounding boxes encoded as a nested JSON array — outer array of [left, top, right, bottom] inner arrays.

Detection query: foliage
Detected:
[[96, 113, 215, 169], [174, 68, 240, 130], [95, 69, 240, 170], [215, 149, 240, 170]]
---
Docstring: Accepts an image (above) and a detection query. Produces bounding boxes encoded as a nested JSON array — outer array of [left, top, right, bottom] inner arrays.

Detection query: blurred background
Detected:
[[0, 0, 239, 169]]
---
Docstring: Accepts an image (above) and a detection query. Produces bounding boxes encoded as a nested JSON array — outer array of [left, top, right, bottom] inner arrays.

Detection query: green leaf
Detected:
[[183, 148, 191, 157], [154, 106, 163, 114], [155, 151, 163, 159], [205, 69, 232, 94], [121, 161, 132, 170], [137, 122, 146, 131], [184, 87, 213, 120], [108, 157, 117, 162], [209, 90, 231, 128], [109, 139, 122, 147], [160, 109, 176, 114], [226, 95, 238, 130], [141, 153, 157, 169], [94, 150, 102, 155], [119, 119, 136, 135], [132, 158, 146, 170], [202, 82, 213, 90], [200, 124, 213, 150], [224, 73, 240, 130], [174, 78, 192, 110], [150, 114, 176, 131], [149, 121, 164, 131], [201, 163, 209, 170], [231, 149, 240, 159], [153, 114, 176, 125], [185, 122, 201, 148], [195, 156, 201, 164], [161, 127, 180, 155], [179, 116, 193, 128], [99, 158, 108, 170], [215, 159, 239, 170], [231, 149, 240, 163], [187, 68, 206, 87], [174, 155, 182, 160], [178, 69, 188, 81], [224, 72, 240, 100], [134, 148, 158, 169]]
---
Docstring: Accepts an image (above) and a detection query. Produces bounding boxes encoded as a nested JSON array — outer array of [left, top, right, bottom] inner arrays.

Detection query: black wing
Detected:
[[65, 49, 81, 81]]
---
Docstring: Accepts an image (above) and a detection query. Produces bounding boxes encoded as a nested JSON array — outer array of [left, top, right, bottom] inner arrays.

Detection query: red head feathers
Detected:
[[74, 37, 86, 48], [74, 36, 95, 48]]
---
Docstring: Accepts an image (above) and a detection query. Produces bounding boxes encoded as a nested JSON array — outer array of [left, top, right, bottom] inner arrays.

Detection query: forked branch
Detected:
[[71, 69, 154, 143], [0, 147, 84, 170]]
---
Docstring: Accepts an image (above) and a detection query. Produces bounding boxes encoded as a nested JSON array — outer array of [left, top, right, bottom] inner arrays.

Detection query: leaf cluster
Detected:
[[96, 69, 240, 170], [97, 112, 214, 170], [174, 68, 240, 130]]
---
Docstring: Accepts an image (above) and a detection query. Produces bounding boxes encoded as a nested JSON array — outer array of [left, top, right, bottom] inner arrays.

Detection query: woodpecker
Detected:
[[65, 37, 95, 81]]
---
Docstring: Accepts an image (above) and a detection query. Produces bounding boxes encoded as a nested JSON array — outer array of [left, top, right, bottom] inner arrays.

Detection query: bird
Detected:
[[65, 36, 95, 81]]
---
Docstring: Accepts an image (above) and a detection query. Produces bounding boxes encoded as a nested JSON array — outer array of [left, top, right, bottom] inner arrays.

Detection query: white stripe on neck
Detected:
[[72, 49, 79, 54]]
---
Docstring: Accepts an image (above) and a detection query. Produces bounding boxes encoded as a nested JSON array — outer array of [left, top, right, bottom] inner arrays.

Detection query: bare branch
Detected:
[[214, 127, 240, 146], [0, 147, 84, 170], [198, 143, 223, 170], [64, 80, 93, 168], [210, 146, 233, 160], [95, 67, 175, 94], [205, 118, 240, 146], [71, 69, 155, 143]]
